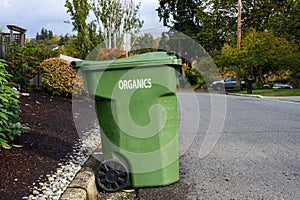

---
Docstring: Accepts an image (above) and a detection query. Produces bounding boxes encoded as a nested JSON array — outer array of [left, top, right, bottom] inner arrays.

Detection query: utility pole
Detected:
[[237, 0, 242, 50], [236, 0, 242, 86]]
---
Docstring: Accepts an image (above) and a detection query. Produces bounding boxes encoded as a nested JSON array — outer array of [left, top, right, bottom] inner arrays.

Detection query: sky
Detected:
[[0, 0, 167, 38]]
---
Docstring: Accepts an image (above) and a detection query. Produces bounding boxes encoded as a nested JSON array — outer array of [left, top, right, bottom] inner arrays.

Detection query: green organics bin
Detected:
[[71, 60, 83, 73], [74, 52, 182, 192]]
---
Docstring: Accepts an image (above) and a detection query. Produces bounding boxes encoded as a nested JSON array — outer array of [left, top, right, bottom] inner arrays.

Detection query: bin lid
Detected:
[[80, 52, 182, 71]]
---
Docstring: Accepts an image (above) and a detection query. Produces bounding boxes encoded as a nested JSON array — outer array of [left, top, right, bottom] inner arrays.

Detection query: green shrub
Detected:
[[40, 58, 84, 97], [185, 68, 206, 89], [0, 60, 23, 149], [233, 86, 242, 91], [6, 41, 59, 92], [252, 83, 263, 89]]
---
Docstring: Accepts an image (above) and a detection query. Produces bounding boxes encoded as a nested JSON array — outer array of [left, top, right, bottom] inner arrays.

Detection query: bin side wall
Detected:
[[92, 66, 179, 187]]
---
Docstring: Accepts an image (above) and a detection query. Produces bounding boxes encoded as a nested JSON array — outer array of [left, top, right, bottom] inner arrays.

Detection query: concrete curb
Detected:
[[228, 93, 300, 103], [227, 93, 263, 98], [60, 171, 97, 200], [60, 152, 102, 200], [60, 150, 136, 200]]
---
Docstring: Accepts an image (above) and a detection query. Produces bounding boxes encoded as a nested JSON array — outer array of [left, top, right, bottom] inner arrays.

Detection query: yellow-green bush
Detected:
[[40, 58, 84, 97]]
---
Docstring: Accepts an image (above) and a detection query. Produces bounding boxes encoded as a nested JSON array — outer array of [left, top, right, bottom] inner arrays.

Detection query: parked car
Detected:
[[211, 77, 246, 90], [263, 84, 270, 88], [273, 83, 293, 89]]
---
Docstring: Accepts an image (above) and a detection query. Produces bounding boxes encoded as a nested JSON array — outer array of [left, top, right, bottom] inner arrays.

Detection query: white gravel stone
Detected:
[[26, 121, 101, 200]]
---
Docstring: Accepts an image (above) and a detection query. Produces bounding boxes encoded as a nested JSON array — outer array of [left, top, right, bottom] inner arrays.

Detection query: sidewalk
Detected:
[[262, 96, 300, 103]]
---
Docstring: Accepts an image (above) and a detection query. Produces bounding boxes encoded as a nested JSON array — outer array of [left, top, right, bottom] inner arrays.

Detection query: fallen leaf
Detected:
[[2, 144, 12, 150], [12, 144, 23, 148]]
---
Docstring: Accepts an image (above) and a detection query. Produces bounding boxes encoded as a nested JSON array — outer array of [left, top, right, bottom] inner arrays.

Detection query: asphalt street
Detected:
[[176, 92, 300, 199]]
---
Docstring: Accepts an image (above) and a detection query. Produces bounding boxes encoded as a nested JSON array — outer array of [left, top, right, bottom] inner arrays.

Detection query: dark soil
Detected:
[[0, 91, 82, 200]]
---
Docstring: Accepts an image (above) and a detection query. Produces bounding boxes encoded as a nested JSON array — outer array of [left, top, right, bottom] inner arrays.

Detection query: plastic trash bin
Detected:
[[73, 52, 182, 192]]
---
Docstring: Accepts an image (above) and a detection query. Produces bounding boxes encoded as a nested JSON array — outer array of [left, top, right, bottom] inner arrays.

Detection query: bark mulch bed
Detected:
[[0, 91, 86, 200]]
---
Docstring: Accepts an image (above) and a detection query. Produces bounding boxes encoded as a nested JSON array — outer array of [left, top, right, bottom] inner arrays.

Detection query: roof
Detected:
[[7, 25, 27, 33]]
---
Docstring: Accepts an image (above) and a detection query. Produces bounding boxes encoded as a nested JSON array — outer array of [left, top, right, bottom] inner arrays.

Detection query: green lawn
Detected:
[[237, 88, 300, 96]]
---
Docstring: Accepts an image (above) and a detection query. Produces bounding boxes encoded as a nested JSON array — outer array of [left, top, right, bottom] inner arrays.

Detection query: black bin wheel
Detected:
[[95, 159, 129, 192]]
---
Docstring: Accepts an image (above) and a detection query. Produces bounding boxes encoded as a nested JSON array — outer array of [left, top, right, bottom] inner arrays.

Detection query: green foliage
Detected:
[[35, 28, 62, 46], [91, 0, 144, 49], [233, 86, 243, 91], [40, 58, 84, 97], [252, 83, 263, 90], [65, 0, 94, 59], [157, 0, 300, 86], [127, 33, 161, 55], [65, 0, 105, 59], [157, 0, 300, 54], [64, 0, 143, 58], [58, 34, 70, 46], [158, 32, 170, 51], [157, 0, 236, 53], [133, 33, 158, 49], [57, 34, 79, 57], [36, 28, 54, 41], [185, 68, 206, 90], [157, 0, 199, 35], [6, 41, 59, 91], [0, 60, 23, 149], [217, 30, 299, 84], [261, 0, 300, 47]]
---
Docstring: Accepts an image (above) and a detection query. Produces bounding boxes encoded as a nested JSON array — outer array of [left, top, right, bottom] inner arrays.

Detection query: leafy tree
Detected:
[[6, 41, 59, 91], [156, 30, 217, 89], [157, 0, 300, 53], [290, 60, 300, 87], [217, 30, 299, 84], [157, 0, 234, 53], [58, 34, 82, 57], [132, 33, 158, 49], [91, 0, 122, 49], [65, 0, 144, 58], [91, 0, 144, 49], [158, 32, 170, 50], [56, 34, 75, 60], [65, 0, 97, 59], [125, 33, 161, 55], [58, 34, 68, 46], [157, 0, 200, 36], [268, 0, 300, 47]]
